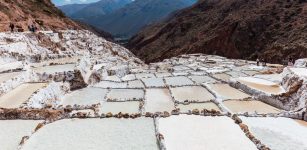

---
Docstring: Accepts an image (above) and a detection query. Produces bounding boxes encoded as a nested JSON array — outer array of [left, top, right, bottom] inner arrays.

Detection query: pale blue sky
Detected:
[[52, 0, 100, 6]]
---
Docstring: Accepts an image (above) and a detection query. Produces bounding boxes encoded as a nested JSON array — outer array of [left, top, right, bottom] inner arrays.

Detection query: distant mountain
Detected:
[[0, 0, 80, 32], [59, 0, 133, 21], [128, 0, 307, 63], [91, 0, 197, 38]]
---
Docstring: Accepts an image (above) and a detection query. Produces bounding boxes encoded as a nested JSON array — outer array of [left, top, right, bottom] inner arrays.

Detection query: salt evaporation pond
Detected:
[[144, 89, 175, 112], [62, 87, 108, 106], [188, 75, 216, 84], [135, 73, 155, 79], [0, 83, 47, 108], [33, 64, 76, 74], [177, 102, 220, 112], [223, 100, 280, 114], [290, 68, 307, 77], [141, 78, 165, 88], [212, 73, 232, 82], [226, 71, 248, 78], [94, 81, 127, 88], [170, 86, 215, 103], [206, 84, 250, 100], [254, 74, 283, 83], [155, 72, 172, 78], [106, 89, 144, 101], [21, 118, 159, 150], [241, 117, 307, 150], [0, 120, 42, 150], [127, 80, 144, 88], [100, 101, 140, 114], [0, 71, 22, 83], [165, 76, 194, 87], [158, 115, 257, 150], [237, 77, 285, 95], [242, 70, 259, 76], [0, 61, 23, 73]]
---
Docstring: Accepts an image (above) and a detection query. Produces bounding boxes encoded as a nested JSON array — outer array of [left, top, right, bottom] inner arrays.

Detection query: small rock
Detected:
[[163, 111, 170, 117], [123, 113, 129, 118], [100, 113, 106, 118], [145, 112, 153, 117], [192, 109, 200, 115], [106, 112, 113, 118]]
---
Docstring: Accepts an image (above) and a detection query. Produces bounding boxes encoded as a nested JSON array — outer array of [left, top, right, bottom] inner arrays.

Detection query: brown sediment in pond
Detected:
[[224, 100, 281, 114], [208, 84, 250, 100], [237, 78, 284, 95], [295, 120, 307, 127]]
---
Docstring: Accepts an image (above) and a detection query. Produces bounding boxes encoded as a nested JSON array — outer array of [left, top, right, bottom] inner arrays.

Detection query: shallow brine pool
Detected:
[[206, 84, 250, 100], [106, 89, 144, 101], [100, 101, 141, 114], [33, 64, 76, 74], [144, 88, 175, 113], [177, 102, 220, 112], [223, 100, 280, 114], [170, 86, 215, 103]]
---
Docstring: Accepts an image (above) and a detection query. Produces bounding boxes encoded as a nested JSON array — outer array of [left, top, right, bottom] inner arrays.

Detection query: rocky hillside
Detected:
[[90, 0, 197, 38], [128, 0, 307, 63], [0, 0, 80, 32]]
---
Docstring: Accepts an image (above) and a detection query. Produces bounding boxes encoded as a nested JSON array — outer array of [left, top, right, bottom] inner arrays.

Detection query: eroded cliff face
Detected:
[[0, 0, 80, 32], [128, 0, 307, 63]]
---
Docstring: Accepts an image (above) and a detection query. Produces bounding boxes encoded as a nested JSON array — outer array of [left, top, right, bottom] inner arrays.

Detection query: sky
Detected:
[[52, 0, 100, 6]]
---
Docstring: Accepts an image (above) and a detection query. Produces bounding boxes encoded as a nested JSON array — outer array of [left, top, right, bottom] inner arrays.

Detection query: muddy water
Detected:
[[33, 64, 75, 74], [145, 89, 175, 112], [223, 100, 280, 114], [0, 71, 22, 83], [0, 83, 47, 108], [207, 84, 250, 100], [237, 77, 285, 95], [170, 86, 215, 103], [177, 102, 220, 112]]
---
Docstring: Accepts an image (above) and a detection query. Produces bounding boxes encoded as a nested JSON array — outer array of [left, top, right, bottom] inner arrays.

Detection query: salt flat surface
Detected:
[[127, 80, 144, 88], [104, 75, 121, 82], [254, 74, 283, 83], [0, 71, 22, 83], [237, 77, 285, 95], [141, 78, 165, 88], [290, 68, 307, 77], [189, 75, 216, 84], [159, 115, 257, 150], [155, 72, 172, 78], [241, 117, 307, 150], [135, 73, 155, 79], [121, 74, 136, 81], [223, 100, 280, 114], [100, 101, 140, 114], [62, 87, 108, 106], [212, 73, 232, 82], [94, 81, 127, 88], [0, 61, 23, 73], [107, 89, 144, 101], [144, 89, 175, 112], [33, 64, 75, 74], [242, 70, 259, 76], [165, 76, 194, 87], [226, 71, 248, 78], [0, 83, 47, 108], [170, 86, 215, 103], [0, 120, 42, 150], [22, 118, 158, 150], [206, 84, 250, 100], [177, 102, 220, 112]]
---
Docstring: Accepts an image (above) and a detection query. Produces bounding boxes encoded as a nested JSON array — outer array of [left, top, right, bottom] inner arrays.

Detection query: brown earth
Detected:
[[0, 0, 80, 32], [128, 0, 307, 64]]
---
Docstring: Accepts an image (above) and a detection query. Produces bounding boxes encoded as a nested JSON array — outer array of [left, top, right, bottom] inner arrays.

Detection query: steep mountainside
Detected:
[[128, 0, 307, 63], [0, 0, 80, 31], [60, 0, 133, 21], [75, 20, 114, 42], [90, 0, 197, 38]]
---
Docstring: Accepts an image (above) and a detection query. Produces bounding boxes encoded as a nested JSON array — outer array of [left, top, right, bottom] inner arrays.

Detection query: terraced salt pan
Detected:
[[106, 89, 144, 101], [170, 86, 215, 103], [121, 74, 136, 81], [290, 68, 307, 77], [22, 118, 158, 150], [101, 101, 140, 114], [104, 75, 121, 82], [94, 81, 127, 88], [226, 71, 248, 78], [212, 73, 232, 82], [241, 117, 307, 150], [206, 84, 250, 100], [33, 64, 75, 74], [0, 71, 22, 83], [172, 72, 189, 76], [223, 100, 280, 114], [0, 61, 23, 73], [62, 87, 108, 106], [155, 72, 172, 78], [189, 75, 216, 84], [177, 102, 220, 112], [0, 83, 47, 108], [144, 89, 175, 113], [159, 115, 257, 150], [254, 74, 283, 83], [141, 78, 165, 88], [165, 76, 194, 87], [242, 70, 259, 76], [127, 80, 144, 88], [237, 77, 285, 95], [0, 120, 43, 150], [135, 73, 155, 79]]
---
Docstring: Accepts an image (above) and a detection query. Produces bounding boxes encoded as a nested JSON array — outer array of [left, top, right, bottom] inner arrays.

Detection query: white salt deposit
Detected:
[[33, 64, 75, 74], [212, 73, 232, 82], [0, 120, 42, 150], [165, 76, 194, 87], [254, 74, 283, 83], [155, 72, 173, 78], [94, 81, 127, 88], [62, 87, 108, 106], [141, 78, 165, 88], [170, 86, 215, 103], [206, 84, 250, 100], [290, 68, 307, 77], [223, 100, 280, 114], [135, 73, 155, 79], [189, 75, 216, 84], [241, 117, 307, 150], [177, 102, 220, 112], [0, 61, 23, 73], [144, 89, 175, 112], [0, 72, 22, 83], [100, 101, 140, 114], [21, 118, 158, 150], [237, 77, 285, 95], [158, 115, 257, 150], [127, 80, 144, 88], [106, 89, 144, 101]]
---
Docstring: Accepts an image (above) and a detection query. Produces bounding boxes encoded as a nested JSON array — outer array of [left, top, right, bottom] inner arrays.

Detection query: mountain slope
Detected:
[[0, 0, 80, 31], [65, 0, 133, 21], [58, 4, 88, 16], [91, 0, 197, 37], [128, 0, 307, 63]]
